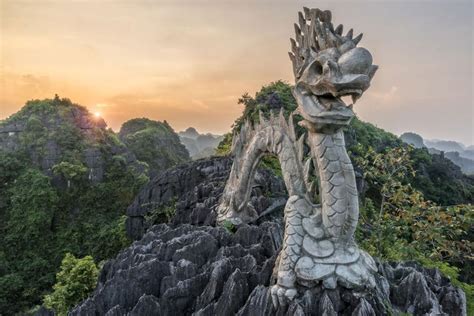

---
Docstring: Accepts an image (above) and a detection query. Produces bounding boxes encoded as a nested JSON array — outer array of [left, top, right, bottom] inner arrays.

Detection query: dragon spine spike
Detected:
[[231, 130, 238, 152], [240, 120, 248, 143], [269, 110, 276, 122], [294, 24, 303, 47], [303, 7, 310, 19], [246, 121, 254, 140], [258, 110, 266, 126], [298, 11, 305, 29], [353, 33, 363, 45], [327, 21, 335, 32], [323, 10, 332, 22], [327, 29, 340, 47], [335, 24, 343, 35], [290, 38, 298, 55], [346, 28, 353, 39], [279, 108, 288, 129], [308, 18, 316, 50], [303, 157, 312, 186], [308, 181, 315, 198], [288, 113, 296, 142], [297, 134, 305, 162], [288, 53, 297, 77]]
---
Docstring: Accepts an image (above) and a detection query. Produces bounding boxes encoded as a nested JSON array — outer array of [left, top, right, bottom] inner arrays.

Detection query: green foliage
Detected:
[[355, 146, 473, 296], [217, 80, 302, 155], [345, 117, 401, 152], [53, 161, 88, 183], [119, 118, 189, 175], [408, 147, 474, 205], [43, 253, 99, 316], [355, 146, 473, 312], [216, 132, 233, 156], [0, 169, 58, 312], [91, 216, 131, 259], [0, 98, 148, 314], [6, 169, 58, 244], [259, 155, 283, 178], [234, 80, 298, 131], [222, 220, 237, 234], [145, 199, 177, 226]]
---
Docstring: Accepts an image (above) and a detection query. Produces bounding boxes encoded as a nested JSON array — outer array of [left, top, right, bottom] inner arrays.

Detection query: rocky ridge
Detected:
[[126, 156, 287, 240], [72, 223, 466, 315], [73, 158, 467, 315]]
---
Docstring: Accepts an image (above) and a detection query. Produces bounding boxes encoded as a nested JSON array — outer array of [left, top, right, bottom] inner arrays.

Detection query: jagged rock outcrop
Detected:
[[126, 156, 287, 240], [71, 222, 282, 315], [72, 222, 466, 315]]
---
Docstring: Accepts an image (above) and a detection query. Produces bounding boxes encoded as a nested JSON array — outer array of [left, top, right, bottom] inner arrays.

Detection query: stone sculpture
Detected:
[[217, 8, 379, 307]]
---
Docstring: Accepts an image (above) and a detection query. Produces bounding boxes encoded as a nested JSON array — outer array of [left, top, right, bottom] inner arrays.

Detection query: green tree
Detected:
[[0, 169, 59, 312], [43, 253, 99, 316], [52, 161, 87, 180], [6, 169, 58, 246], [0, 98, 150, 314]]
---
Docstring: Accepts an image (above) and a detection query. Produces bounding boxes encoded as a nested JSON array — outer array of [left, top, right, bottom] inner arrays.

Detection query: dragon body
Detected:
[[217, 7, 379, 306]]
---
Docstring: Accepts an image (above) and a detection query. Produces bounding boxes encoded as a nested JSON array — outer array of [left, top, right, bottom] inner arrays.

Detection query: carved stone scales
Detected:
[[217, 8, 379, 307]]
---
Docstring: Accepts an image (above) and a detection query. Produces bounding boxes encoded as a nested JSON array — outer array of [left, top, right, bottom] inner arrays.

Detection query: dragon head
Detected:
[[289, 8, 378, 132]]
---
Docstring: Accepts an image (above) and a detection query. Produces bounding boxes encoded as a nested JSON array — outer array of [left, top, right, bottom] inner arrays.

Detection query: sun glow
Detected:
[[94, 112, 101, 118]]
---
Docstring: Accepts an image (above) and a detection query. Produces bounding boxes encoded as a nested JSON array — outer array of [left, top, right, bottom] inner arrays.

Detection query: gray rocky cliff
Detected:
[[72, 223, 466, 315], [126, 156, 287, 240], [71, 158, 466, 316]]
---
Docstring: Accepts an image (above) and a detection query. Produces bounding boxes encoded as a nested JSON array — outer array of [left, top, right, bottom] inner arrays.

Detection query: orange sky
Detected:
[[1, 0, 473, 144]]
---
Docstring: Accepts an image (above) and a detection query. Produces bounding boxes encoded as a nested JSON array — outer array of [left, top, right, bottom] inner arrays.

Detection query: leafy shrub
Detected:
[[145, 199, 177, 226], [43, 253, 99, 316], [119, 118, 189, 176], [222, 220, 237, 233]]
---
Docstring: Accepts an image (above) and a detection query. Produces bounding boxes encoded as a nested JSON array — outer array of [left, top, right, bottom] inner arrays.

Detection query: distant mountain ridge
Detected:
[[178, 127, 223, 159], [400, 132, 474, 175]]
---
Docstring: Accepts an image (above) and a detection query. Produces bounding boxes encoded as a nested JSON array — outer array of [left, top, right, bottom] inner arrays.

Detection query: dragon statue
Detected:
[[217, 8, 379, 307]]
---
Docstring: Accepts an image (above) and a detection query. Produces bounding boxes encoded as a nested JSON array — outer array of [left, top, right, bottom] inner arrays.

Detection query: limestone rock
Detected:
[[126, 156, 287, 240], [71, 222, 466, 315]]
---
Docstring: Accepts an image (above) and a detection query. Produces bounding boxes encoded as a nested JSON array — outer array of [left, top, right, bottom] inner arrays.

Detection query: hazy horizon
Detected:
[[1, 0, 473, 145]]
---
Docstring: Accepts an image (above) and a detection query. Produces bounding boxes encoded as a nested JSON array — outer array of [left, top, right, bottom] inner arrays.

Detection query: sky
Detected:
[[1, 0, 473, 145]]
